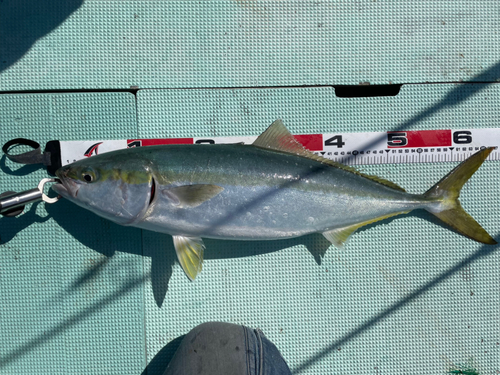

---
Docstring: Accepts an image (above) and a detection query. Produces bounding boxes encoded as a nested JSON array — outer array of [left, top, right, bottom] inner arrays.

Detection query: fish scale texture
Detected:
[[1, 1, 500, 90]]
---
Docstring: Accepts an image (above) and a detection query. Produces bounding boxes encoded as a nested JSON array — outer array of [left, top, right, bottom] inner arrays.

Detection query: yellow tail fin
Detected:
[[423, 147, 496, 244]]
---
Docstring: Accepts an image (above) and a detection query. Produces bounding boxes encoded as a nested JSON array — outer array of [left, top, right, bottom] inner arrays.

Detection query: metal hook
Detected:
[[0, 178, 60, 217]]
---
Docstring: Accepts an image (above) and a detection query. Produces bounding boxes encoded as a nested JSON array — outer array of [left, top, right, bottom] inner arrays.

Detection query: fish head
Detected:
[[52, 152, 154, 225]]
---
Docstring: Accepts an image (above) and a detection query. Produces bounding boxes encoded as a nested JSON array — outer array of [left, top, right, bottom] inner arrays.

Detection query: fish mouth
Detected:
[[51, 169, 80, 199], [51, 182, 69, 198]]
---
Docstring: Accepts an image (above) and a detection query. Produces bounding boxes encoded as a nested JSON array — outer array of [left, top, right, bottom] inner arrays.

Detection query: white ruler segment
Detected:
[[59, 128, 500, 167]]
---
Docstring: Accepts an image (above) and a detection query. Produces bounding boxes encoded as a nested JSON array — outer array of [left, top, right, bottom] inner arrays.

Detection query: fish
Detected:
[[52, 120, 497, 280]]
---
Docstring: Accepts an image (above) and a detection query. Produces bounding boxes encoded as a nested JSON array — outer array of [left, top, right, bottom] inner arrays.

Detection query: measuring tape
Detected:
[[59, 128, 499, 167]]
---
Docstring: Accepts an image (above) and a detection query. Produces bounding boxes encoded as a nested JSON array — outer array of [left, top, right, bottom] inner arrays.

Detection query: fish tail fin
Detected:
[[423, 147, 496, 244]]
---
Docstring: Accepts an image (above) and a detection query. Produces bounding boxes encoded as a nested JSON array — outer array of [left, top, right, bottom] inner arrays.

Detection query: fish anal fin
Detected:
[[323, 211, 409, 248], [253, 120, 405, 192], [173, 235, 205, 281], [162, 184, 224, 208], [322, 226, 358, 249]]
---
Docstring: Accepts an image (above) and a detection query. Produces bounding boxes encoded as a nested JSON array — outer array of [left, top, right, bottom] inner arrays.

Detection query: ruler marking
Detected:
[[59, 128, 500, 167]]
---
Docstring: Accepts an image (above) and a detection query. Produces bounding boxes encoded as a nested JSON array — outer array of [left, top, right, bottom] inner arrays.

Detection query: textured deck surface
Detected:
[[1, 1, 500, 89], [0, 1, 499, 374]]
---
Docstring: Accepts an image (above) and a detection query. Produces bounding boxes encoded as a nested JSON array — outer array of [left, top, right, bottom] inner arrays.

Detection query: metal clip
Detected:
[[0, 178, 60, 217]]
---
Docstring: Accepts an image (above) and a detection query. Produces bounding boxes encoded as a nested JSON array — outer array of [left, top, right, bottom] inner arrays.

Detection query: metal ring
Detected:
[[37, 178, 61, 204]]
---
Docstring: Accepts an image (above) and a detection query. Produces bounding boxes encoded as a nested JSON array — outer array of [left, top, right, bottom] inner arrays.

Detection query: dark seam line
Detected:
[[256, 329, 264, 375], [0, 82, 498, 95], [244, 325, 250, 375]]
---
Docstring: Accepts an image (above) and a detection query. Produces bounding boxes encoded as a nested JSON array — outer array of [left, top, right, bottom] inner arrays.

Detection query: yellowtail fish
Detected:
[[52, 120, 496, 280]]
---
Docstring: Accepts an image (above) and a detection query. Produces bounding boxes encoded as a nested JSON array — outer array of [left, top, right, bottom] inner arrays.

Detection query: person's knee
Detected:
[[163, 322, 247, 375], [163, 322, 291, 375]]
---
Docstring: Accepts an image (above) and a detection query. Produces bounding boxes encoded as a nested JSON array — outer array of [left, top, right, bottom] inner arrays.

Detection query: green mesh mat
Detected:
[[0, 0, 499, 373], [0, 93, 146, 374], [1, 1, 499, 90], [137, 85, 499, 375], [1, 86, 497, 374]]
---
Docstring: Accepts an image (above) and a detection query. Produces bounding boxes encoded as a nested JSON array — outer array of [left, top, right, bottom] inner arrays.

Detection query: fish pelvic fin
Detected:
[[173, 235, 205, 281], [323, 211, 410, 248], [423, 147, 496, 245]]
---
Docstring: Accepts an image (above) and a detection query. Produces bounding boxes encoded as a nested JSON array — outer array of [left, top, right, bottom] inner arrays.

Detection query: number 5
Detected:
[[387, 132, 408, 147]]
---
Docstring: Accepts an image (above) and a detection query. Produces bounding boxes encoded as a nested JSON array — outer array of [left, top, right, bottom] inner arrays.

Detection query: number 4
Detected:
[[324, 135, 345, 148]]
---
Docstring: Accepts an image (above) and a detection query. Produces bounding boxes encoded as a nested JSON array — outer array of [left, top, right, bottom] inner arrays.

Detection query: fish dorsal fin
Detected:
[[162, 184, 224, 208], [253, 120, 405, 192], [323, 211, 410, 248], [173, 235, 205, 281], [253, 119, 310, 155]]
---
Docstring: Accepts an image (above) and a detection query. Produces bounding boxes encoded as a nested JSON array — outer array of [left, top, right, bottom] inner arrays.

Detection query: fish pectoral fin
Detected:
[[323, 211, 410, 248], [173, 235, 205, 281], [162, 184, 224, 208]]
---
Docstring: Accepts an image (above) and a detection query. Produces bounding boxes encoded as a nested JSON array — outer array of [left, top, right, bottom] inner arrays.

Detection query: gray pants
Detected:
[[163, 322, 291, 375]]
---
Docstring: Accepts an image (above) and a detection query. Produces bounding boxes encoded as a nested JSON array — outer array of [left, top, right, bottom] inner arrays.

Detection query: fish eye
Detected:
[[81, 169, 97, 183]]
